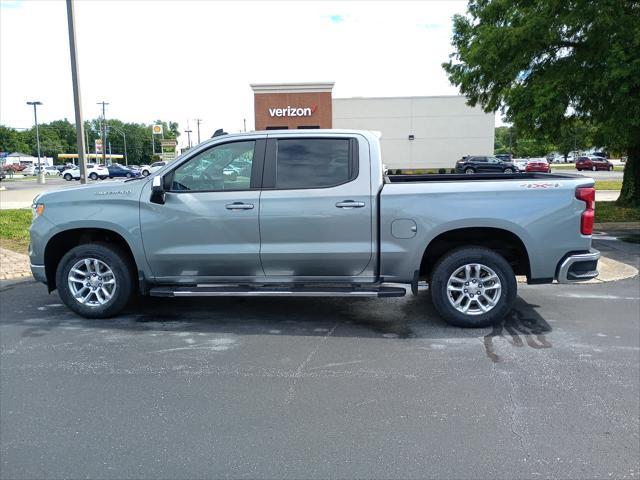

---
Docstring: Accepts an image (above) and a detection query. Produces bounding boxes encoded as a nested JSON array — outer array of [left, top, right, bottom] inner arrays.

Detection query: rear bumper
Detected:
[[556, 249, 600, 283]]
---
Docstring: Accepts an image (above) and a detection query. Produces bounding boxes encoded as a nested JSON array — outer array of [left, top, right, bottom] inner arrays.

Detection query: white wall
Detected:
[[332, 96, 494, 169]]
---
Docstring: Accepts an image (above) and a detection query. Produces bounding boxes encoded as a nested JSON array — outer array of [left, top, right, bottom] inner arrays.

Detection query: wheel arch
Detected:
[[419, 226, 531, 281], [44, 228, 138, 292]]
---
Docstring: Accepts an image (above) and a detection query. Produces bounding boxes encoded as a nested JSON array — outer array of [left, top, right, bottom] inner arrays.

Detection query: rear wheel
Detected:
[[126, 172, 132, 178], [56, 243, 134, 319], [591, 166, 597, 171], [430, 247, 517, 328], [89, 172, 98, 180], [64, 173, 72, 181], [464, 168, 475, 174], [608, 166, 613, 171], [142, 170, 149, 177], [503, 168, 514, 174]]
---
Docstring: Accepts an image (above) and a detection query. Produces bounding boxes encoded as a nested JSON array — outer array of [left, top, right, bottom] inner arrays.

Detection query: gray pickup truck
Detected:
[[29, 129, 599, 327]]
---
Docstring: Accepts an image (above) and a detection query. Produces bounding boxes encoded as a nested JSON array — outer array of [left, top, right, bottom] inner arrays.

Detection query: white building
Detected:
[[1, 152, 53, 167], [332, 96, 494, 170]]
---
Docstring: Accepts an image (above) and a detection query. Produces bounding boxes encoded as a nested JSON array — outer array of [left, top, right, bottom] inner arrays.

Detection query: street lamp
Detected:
[[109, 125, 128, 165], [26, 101, 45, 184]]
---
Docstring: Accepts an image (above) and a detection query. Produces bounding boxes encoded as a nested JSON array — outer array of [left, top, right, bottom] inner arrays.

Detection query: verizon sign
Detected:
[[269, 105, 317, 117]]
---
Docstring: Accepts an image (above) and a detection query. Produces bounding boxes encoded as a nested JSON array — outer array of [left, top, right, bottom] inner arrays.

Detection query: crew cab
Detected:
[[29, 130, 599, 327]]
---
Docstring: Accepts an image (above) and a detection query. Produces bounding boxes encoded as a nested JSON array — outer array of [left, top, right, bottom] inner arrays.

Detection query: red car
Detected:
[[576, 156, 613, 171], [525, 159, 551, 173]]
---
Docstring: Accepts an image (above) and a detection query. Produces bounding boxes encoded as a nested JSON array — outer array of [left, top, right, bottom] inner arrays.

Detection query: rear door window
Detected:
[[273, 138, 355, 189]]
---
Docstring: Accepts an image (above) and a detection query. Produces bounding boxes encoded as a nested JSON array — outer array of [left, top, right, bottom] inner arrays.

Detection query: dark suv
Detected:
[[455, 156, 517, 174]]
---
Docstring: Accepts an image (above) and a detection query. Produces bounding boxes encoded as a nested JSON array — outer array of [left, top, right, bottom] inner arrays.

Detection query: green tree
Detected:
[[443, 0, 640, 206], [0, 126, 30, 154]]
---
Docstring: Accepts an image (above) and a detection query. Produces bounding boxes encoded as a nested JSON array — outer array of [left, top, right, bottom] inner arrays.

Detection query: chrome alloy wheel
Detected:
[[67, 258, 117, 307], [446, 263, 502, 315]]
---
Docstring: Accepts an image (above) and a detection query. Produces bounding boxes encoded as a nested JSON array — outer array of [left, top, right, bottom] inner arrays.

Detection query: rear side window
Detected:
[[274, 138, 354, 189]]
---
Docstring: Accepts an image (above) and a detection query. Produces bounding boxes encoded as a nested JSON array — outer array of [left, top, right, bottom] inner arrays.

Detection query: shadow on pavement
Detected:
[[1, 281, 552, 344]]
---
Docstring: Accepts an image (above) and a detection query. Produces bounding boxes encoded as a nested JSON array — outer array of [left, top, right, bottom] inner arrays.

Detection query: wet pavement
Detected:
[[0, 236, 638, 479]]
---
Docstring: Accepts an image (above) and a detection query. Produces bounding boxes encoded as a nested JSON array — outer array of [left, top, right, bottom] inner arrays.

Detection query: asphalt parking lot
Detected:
[[1, 234, 638, 479]]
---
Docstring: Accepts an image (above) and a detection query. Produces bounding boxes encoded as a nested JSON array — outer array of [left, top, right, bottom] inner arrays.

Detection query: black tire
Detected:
[[503, 168, 514, 174], [126, 172, 132, 178], [430, 247, 517, 328], [464, 168, 475, 174], [591, 166, 597, 171], [142, 170, 149, 177], [64, 173, 72, 181], [89, 172, 98, 180], [608, 166, 613, 171], [56, 243, 135, 319]]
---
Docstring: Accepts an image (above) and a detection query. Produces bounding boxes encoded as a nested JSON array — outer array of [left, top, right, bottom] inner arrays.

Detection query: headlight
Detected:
[[32, 202, 45, 219]]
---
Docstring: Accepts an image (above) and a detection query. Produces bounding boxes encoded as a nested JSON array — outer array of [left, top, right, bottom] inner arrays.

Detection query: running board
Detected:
[[149, 284, 407, 298]]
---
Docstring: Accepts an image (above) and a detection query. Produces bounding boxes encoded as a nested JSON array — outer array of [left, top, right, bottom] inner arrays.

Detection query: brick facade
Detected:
[[251, 83, 334, 131]]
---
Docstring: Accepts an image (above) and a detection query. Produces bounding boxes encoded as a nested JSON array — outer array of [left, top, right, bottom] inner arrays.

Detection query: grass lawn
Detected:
[[1, 176, 37, 182], [596, 201, 640, 223], [0, 209, 32, 253], [594, 180, 623, 190]]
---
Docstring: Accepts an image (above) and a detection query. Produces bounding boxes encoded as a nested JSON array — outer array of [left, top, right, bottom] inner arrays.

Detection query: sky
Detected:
[[1, 0, 499, 148]]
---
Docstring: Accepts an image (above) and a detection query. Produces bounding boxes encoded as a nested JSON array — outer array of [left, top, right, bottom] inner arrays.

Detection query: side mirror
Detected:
[[150, 175, 166, 204]]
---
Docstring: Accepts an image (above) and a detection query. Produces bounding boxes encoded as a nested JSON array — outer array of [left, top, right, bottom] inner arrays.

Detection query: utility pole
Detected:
[[243, 118, 246, 132], [97, 100, 109, 165], [66, 0, 87, 182], [185, 127, 193, 149], [26, 101, 44, 184], [195, 118, 202, 144], [110, 125, 127, 165]]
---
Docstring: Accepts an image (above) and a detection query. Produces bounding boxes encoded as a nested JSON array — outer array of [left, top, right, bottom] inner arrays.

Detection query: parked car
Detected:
[[455, 156, 517, 174], [140, 162, 165, 176], [40, 166, 61, 176], [576, 156, 614, 171], [107, 164, 140, 178], [0, 171, 5, 181], [525, 158, 551, 173], [512, 158, 529, 172], [61, 164, 109, 181], [22, 165, 58, 176], [29, 129, 599, 328], [21, 165, 37, 176]]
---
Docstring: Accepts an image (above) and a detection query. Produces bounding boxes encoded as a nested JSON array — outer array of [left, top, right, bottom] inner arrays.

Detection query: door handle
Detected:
[[225, 202, 254, 210], [335, 200, 366, 209]]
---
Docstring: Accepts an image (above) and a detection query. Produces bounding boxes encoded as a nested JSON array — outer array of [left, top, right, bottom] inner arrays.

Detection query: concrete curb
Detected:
[[594, 222, 640, 231]]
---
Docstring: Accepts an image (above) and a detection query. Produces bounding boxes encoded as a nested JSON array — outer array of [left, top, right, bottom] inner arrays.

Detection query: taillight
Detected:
[[576, 186, 595, 235]]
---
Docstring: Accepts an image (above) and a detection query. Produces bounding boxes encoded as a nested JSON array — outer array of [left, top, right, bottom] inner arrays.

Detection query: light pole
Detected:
[[110, 125, 127, 165], [26, 101, 45, 184]]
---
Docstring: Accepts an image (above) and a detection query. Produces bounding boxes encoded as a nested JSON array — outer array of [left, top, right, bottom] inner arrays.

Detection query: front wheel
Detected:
[[592, 166, 597, 171], [608, 166, 613, 171], [503, 168, 514, 174], [56, 243, 134, 319], [89, 172, 98, 180], [126, 172, 132, 178], [464, 168, 475, 174], [430, 247, 517, 328], [64, 173, 72, 181], [142, 170, 149, 177]]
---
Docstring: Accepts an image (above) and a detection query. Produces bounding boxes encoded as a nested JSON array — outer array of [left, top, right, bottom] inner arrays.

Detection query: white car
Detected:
[[512, 158, 529, 171], [140, 161, 166, 176], [61, 164, 109, 181]]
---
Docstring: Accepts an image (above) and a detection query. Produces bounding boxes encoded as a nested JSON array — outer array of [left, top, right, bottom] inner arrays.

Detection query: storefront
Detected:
[[250, 82, 494, 169]]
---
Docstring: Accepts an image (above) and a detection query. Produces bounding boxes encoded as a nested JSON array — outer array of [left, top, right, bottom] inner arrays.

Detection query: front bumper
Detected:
[[30, 264, 47, 285], [557, 249, 600, 283]]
